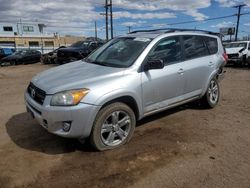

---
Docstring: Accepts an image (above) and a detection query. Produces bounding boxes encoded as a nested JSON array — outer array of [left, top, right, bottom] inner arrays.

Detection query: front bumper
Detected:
[[25, 91, 101, 138]]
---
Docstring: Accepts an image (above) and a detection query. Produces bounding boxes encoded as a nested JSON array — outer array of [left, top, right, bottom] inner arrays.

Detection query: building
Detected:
[[0, 22, 85, 53]]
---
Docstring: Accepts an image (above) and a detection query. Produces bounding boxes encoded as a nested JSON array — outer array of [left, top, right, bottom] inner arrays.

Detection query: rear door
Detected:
[[141, 36, 185, 114], [181, 35, 214, 99]]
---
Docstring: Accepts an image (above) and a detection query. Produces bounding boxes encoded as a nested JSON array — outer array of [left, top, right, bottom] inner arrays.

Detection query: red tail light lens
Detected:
[[223, 53, 228, 64]]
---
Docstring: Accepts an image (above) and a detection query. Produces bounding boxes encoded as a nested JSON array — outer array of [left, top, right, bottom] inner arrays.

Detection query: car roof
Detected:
[[125, 28, 221, 39]]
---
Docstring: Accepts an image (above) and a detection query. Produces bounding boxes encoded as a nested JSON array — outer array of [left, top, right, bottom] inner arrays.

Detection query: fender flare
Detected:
[[94, 89, 143, 119]]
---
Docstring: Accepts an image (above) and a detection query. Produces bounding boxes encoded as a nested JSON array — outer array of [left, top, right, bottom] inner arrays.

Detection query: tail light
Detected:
[[223, 52, 228, 64]]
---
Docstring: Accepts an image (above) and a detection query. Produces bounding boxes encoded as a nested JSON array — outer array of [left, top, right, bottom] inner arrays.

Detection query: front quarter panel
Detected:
[[81, 71, 143, 118]]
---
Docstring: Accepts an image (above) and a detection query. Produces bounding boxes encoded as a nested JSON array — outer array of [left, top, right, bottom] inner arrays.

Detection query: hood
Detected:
[[1, 54, 21, 61], [58, 47, 86, 53], [31, 60, 125, 94], [225, 47, 244, 54]]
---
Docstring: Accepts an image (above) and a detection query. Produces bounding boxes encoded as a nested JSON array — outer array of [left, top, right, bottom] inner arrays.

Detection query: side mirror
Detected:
[[144, 59, 164, 71]]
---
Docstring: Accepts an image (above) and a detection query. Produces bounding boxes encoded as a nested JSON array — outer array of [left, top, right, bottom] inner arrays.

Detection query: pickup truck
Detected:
[[56, 41, 104, 65]]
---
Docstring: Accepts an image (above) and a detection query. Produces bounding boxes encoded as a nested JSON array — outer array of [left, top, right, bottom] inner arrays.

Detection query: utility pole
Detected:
[[105, 0, 109, 41], [127, 26, 131, 33], [110, 0, 114, 39], [234, 4, 246, 41], [95, 21, 97, 41]]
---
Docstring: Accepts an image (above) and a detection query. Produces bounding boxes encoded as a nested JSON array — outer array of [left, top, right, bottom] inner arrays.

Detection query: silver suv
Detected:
[[25, 29, 227, 150]]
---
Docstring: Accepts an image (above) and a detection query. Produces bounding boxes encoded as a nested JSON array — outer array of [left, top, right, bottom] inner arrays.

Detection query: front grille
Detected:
[[228, 53, 239, 59], [27, 83, 46, 105]]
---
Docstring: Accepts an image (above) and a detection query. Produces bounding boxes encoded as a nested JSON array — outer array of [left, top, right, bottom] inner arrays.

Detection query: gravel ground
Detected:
[[0, 64, 249, 188]]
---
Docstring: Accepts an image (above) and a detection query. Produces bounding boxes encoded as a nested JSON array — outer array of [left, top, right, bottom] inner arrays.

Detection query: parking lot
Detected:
[[0, 64, 250, 187]]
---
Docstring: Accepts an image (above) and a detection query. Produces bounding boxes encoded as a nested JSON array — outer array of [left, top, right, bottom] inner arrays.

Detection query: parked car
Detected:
[[0, 49, 41, 66], [41, 46, 65, 64], [25, 29, 227, 151], [224, 41, 250, 66], [56, 40, 104, 65], [0, 48, 14, 60]]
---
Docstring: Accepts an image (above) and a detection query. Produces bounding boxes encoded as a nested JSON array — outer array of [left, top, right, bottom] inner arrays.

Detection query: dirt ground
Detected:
[[0, 63, 249, 188]]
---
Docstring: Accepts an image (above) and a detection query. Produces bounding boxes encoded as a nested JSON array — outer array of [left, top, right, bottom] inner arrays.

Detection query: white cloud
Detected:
[[211, 21, 235, 28], [215, 0, 250, 7], [115, 11, 176, 19], [244, 22, 250, 26], [185, 10, 209, 21], [114, 0, 211, 20], [152, 23, 169, 28]]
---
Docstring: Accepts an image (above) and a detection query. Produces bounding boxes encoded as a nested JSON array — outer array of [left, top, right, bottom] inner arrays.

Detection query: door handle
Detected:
[[208, 62, 214, 67], [177, 68, 185, 74]]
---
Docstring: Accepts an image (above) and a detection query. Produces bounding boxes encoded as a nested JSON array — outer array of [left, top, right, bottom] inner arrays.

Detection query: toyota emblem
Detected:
[[31, 88, 36, 98]]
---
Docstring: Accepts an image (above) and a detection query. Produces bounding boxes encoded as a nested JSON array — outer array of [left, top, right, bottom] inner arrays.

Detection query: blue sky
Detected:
[[0, 0, 250, 39]]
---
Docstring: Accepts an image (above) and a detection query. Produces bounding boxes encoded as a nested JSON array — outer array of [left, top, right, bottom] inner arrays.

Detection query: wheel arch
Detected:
[[201, 69, 219, 97], [99, 95, 141, 121]]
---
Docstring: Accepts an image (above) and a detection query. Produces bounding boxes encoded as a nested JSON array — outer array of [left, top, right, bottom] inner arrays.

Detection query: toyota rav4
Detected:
[[25, 29, 227, 151]]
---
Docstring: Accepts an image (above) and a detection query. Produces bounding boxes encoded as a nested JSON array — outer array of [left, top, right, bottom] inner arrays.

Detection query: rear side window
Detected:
[[204, 37, 218, 54], [183, 35, 209, 60]]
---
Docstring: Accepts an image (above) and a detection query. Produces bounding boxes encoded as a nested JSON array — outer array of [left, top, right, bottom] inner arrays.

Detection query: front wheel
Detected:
[[10, 60, 16, 66], [202, 78, 220, 108], [90, 102, 136, 151]]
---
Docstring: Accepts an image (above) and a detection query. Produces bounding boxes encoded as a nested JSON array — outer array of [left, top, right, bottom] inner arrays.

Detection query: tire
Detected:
[[10, 60, 16, 66], [202, 78, 220, 108], [90, 102, 136, 151]]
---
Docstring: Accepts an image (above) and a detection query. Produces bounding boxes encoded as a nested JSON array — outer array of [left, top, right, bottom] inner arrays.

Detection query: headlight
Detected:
[[51, 89, 89, 106]]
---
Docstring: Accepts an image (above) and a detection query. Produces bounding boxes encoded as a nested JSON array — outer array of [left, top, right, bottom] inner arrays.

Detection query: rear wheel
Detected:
[[202, 78, 220, 108], [90, 102, 136, 151]]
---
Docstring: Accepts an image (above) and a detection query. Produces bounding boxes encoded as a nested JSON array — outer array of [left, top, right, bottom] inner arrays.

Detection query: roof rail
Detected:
[[129, 28, 222, 36]]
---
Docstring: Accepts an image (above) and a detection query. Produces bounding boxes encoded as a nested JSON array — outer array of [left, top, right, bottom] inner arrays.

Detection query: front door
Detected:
[[141, 36, 185, 114]]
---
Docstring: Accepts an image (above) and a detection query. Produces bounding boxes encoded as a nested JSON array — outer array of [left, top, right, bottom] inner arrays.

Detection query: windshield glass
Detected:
[[85, 37, 151, 68], [224, 42, 247, 48], [71, 41, 90, 48]]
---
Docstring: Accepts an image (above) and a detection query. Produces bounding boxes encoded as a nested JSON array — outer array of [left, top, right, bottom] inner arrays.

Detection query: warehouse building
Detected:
[[0, 22, 85, 53]]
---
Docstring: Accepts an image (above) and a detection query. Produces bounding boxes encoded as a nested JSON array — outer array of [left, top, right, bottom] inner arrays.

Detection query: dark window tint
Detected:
[[148, 36, 182, 64], [23, 26, 34, 32], [183, 35, 209, 59], [3, 26, 13, 31], [0, 49, 3, 55], [44, 41, 54, 47], [204, 37, 218, 54], [29, 41, 39, 47]]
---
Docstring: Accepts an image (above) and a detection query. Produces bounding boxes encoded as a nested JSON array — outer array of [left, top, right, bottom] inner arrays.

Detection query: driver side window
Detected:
[[148, 36, 182, 65]]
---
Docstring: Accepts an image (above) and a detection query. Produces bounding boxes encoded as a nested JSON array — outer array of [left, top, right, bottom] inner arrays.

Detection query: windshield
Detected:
[[85, 37, 151, 68], [224, 42, 247, 48], [71, 41, 90, 48], [14, 50, 27, 55]]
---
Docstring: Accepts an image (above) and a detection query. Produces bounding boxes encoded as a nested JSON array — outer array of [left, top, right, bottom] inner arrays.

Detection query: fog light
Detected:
[[62, 121, 71, 132]]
